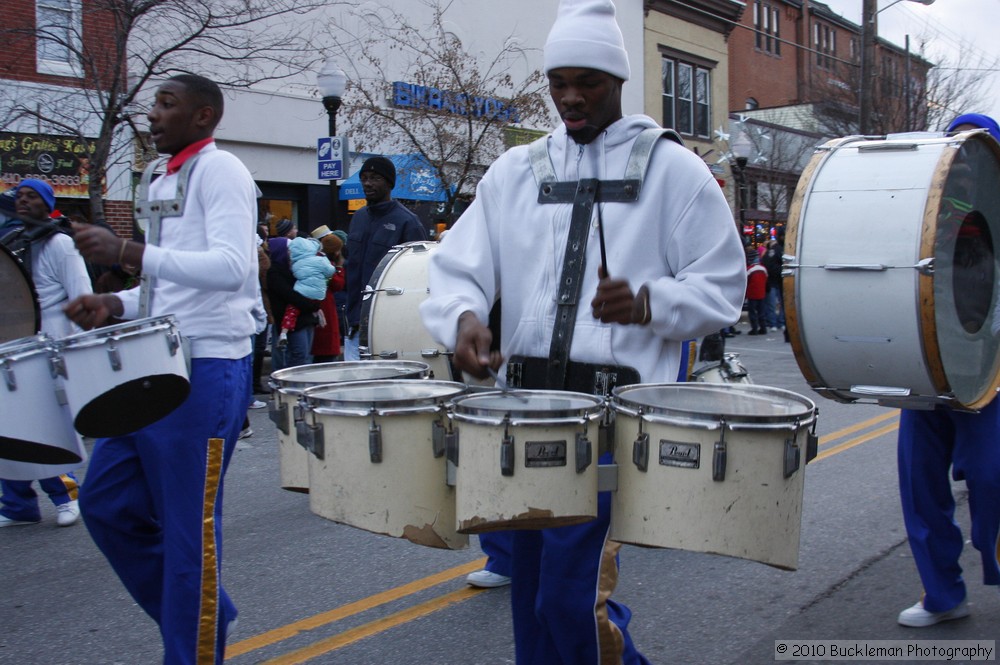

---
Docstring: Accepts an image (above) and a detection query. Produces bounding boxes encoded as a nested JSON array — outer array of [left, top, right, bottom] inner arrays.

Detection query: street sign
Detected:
[[317, 135, 347, 180]]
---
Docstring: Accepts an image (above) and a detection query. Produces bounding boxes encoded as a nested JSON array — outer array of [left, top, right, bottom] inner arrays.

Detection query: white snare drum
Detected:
[[268, 360, 430, 493], [0, 334, 87, 479], [786, 130, 1000, 410], [610, 383, 816, 570], [300, 379, 469, 549], [449, 390, 604, 533], [360, 241, 455, 381], [691, 353, 752, 384], [56, 315, 189, 437]]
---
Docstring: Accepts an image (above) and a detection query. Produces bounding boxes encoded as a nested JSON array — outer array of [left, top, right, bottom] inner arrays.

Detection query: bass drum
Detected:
[[359, 241, 455, 381], [0, 242, 40, 343], [785, 130, 1000, 410]]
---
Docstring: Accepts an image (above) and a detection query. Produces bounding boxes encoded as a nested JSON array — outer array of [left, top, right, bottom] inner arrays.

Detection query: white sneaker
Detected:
[[238, 427, 253, 440], [248, 400, 267, 410], [465, 569, 511, 588], [56, 500, 80, 527], [0, 513, 40, 527], [897, 598, 970, 627]]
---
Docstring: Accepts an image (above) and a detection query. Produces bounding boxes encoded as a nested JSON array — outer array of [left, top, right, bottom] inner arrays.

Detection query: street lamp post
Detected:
[[859, 0, 935, 135], [731, 133, 753, 242], [316, 58, 348, 230]]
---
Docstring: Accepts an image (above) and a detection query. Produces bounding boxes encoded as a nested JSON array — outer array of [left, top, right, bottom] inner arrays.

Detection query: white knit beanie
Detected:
[[543, 0, 630, 81]]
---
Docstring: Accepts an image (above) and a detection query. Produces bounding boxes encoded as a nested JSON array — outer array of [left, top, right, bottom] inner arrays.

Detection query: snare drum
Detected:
[[610, 383, 816, 570], [449, 390, 605, 533], [300, 379, 469, 549], [0, 334, 87, 479], [786, 130, 1000, 409], [359, 241, 455, 380], [268, 360, 430, 492], [57, 315, 190, 437], [691, 353, 752, 384]]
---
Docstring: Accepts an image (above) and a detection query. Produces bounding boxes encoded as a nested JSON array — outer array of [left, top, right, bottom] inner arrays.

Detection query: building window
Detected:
[[36, 0, 81, 77], [814, 22, 836, 70], [662, 53, 712, 139], [754, 2, 781, 56]]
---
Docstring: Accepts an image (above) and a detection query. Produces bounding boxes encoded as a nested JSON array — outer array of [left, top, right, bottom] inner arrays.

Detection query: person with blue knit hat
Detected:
[[895, 113, 1000, 628]]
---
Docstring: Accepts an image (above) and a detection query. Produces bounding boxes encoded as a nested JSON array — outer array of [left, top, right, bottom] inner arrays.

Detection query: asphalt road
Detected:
[[2, 327, 997, 664]]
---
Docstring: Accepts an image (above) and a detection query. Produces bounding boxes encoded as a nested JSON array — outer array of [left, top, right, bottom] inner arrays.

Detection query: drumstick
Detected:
[[596, 186, 609, 276], [487, 366, 528, 402]]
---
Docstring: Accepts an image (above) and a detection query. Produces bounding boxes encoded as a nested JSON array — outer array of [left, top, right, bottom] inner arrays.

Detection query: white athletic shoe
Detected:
[[465, 569, 511, 588], [897, 598, 969, 627], [56, 500, 80, 527], [0, 513, 40, 527]]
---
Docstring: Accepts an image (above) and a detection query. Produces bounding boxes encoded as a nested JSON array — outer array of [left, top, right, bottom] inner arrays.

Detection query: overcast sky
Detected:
[[819, 0, 1000, 126]]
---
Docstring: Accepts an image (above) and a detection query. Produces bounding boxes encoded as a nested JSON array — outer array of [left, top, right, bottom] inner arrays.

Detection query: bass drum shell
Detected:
[[449, 390, 605, 533], [0, 242, 39, 343], [0, 335, 87, 479], [360, 241, 455, 381], [268, 360, 430, 492], [302, 379, 470, 550], [610, 383, 816, 571], [785, 130, 1000, 410]]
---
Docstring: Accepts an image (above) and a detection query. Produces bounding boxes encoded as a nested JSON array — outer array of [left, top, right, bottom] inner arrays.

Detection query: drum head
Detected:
[[450, 390, 605, 421], [612, 383, 816, 427], [0, 243, 39, 343], [304, 379, 467, 413], [270, 360, 430, 394]]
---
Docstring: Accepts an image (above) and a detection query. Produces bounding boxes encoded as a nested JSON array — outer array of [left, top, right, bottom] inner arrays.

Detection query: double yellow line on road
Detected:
[[228, 410, 901, 663]]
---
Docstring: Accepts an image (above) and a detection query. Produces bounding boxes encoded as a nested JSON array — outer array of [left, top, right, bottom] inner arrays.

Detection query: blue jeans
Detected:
[[271, 326, 315, 370], [765, 285, 785, 328]]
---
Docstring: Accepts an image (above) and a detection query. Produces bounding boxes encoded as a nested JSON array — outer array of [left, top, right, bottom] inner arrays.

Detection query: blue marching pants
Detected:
[[0, 473, 79, 521], [898, 399, 1000, 613], [80, 355, 250, 665], [480, 531, 513, 577], [511, 462, 650, 665]]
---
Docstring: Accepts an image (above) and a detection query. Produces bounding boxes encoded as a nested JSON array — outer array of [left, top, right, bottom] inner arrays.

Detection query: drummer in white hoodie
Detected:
[[419, 1, 745, 662]]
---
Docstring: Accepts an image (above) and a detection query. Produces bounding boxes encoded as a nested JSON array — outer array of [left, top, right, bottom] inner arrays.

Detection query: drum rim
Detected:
[[269, 360, 430, 393], [611, 382, 816, 426], [302, 378, 468, 413], [57, 314, 178, 346], [449, 389, 606, 421], [0, 333, 56, 364]]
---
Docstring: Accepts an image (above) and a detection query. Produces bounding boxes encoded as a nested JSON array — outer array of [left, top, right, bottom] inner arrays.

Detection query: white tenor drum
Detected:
[[610, 383, 816, 570], [268, 360, 430, 493], [300, 379, 469, 549], [786, 130, 1000, 409], [0, 334, 87, 480], [360, 241, 455, 381], [691, 353, 752, 385], [449, 390, 604, 533], [56, 315, 190, 437]]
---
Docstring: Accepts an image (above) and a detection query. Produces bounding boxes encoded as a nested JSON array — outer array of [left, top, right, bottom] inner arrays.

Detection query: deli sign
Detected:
[[0, 132, 99, 198]]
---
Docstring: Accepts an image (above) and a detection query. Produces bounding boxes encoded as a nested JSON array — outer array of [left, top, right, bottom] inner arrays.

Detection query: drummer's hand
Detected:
[[71, 222, 129, 267], [63, 294, 124, 330], [453, 311, 502, 379], [591, 267, 651, 325]]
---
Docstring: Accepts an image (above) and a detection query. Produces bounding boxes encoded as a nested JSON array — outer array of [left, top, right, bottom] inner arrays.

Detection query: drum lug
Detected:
[[805, 417, 819, 464], [166, 330, 181, 356], [575, 433, 592, 473], [369, 421, 383, 464], [420, 348, 442, 358], [632, 432, 649, 472], [783, 436, 801, 478], [914, 257, 934, 275], [377, 351, 399, 360], [712, 425, 728, 482], [106, 340, 122, 372], [500, 434, 515, 476], [598, 411, 616, 456], [2, 360, 15, 391], [270, 400, 289, 435], [296, 419, 325, 460], [431, 420, 446, 458], [445, 428, 459, 487], [48, 353, 67, 380]]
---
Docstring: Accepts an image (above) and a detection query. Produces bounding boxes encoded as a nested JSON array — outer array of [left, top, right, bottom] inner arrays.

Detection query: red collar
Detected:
[[166, 138, 214, 175]]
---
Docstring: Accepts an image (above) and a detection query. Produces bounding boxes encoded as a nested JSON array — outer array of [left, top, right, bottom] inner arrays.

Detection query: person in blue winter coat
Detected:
[[277, 236, 334, 347]]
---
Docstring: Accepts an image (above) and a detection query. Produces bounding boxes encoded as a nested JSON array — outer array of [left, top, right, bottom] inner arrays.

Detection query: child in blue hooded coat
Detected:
[[278, 236, 335, 347]]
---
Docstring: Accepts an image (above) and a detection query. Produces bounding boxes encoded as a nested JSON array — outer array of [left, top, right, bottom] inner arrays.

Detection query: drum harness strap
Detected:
[[133, 156, 201, 369], [506, 127, 682, 397], [0, 218, 74, 282]]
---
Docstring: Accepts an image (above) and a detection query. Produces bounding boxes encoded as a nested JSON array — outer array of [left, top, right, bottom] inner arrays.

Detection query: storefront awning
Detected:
[[339, 153, 451, 202]]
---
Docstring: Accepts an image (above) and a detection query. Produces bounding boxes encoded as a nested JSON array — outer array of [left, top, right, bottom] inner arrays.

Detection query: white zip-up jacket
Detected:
[[420, 114, 746, 385]]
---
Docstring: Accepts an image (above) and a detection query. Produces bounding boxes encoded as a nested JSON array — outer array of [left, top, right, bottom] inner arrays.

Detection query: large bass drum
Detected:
[[0, 242, 40, 343], [785, 130, 1000, 410]]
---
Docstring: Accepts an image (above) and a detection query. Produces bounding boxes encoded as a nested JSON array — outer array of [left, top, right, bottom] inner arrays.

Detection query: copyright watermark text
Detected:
[[775, 640, 995, 661]]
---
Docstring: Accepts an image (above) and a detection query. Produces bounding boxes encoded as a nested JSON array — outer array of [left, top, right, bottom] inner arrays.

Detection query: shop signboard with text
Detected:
[[0, 132, 99, 198]]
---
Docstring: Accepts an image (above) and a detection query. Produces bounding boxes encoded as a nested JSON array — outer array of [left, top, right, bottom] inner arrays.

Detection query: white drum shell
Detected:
[[303, 380, 468, 550], [450, 391, 604, 533], [268, 360, 429, 493], [610, 384, 815, 570], [0, 336, 86, 479], [57, 316, 189, 437]]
